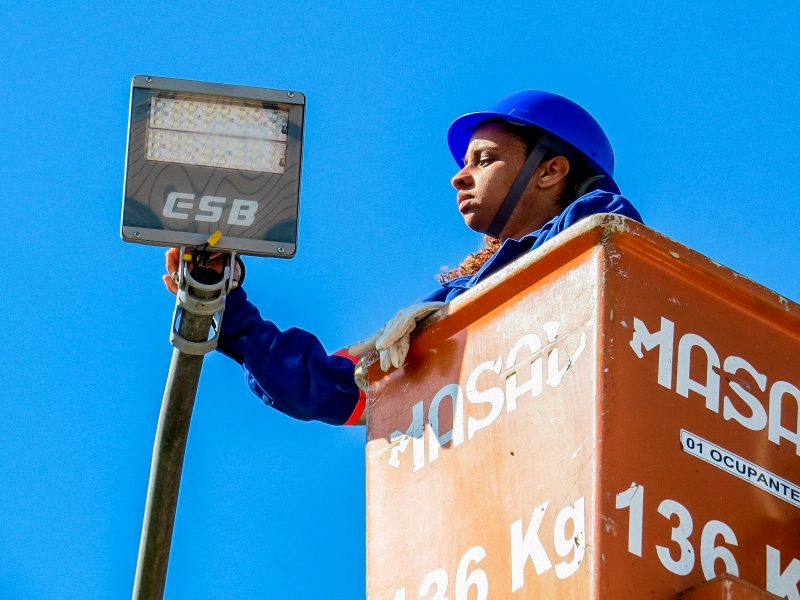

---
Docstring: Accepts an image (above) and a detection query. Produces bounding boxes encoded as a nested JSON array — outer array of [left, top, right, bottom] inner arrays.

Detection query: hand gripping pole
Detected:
[[132, 248, 236, 600]]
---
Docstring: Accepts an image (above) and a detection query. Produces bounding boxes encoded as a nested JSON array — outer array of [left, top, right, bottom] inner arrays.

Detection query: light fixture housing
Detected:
[[121, 76, 305, 257]]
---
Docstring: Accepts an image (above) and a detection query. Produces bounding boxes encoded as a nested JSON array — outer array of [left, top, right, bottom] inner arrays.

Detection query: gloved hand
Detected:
[[349, 301, 445, 372]]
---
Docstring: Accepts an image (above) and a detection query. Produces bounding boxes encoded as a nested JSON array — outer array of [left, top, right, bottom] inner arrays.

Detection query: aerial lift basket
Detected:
[[364, 215, 800, 599]]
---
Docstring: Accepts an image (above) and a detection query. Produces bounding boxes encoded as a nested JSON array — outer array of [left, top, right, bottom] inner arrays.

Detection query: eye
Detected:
[[477, 152, 494, 167]]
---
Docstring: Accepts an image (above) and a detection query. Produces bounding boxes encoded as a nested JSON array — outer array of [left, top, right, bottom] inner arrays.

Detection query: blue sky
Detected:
[[2, 2, 799, 598]]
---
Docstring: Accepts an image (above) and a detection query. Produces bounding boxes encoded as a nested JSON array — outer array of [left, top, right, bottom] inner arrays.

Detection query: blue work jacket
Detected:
[[217, 190, 642, 425]]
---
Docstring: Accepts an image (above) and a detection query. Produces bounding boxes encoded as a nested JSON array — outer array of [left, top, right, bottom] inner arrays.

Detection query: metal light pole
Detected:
[[132, 257, 232, 600]]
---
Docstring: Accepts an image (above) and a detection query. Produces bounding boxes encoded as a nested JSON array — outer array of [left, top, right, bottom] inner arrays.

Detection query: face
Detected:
[[451, 122, 562, 240]]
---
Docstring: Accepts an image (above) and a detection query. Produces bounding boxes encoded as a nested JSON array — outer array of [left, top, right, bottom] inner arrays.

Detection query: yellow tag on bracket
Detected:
[[207, 231, 223, 247]]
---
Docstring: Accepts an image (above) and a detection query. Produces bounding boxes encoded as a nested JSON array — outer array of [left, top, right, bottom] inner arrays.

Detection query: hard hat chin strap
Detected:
[[485, 136, 551, 240], [577, 174, 606, 197]]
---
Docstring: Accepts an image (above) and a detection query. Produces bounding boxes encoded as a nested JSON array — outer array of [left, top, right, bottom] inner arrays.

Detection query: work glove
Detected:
[[349, 301, 445, 372]]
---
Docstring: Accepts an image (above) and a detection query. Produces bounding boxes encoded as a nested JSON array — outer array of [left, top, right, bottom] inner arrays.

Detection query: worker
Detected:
[[163, 90, 642, 426]]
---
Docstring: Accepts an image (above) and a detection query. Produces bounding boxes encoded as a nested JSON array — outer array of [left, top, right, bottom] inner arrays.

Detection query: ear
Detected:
[[537, 156, 570, 189]]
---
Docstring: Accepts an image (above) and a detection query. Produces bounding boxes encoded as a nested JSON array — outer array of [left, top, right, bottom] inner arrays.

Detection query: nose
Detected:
[[451, 166, 474, 190]]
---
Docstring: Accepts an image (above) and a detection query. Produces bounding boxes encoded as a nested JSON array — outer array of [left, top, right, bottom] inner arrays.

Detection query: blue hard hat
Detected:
[[448, 90, 620, 194]]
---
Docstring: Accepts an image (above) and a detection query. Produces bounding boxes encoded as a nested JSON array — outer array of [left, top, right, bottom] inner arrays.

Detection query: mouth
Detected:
[[457, 194, 473, 211]]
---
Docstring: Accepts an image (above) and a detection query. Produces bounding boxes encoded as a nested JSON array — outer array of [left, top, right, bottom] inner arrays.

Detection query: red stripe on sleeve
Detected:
[[333, 349, 367, 426]]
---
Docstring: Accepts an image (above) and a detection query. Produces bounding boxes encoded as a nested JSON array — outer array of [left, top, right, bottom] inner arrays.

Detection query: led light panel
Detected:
[[146, 96, 289, 173], [147, 129, 287, 173]]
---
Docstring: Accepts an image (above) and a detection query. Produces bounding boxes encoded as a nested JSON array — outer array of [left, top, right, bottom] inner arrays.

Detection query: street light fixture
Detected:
[[122, 75, 305, 257], [124, 76, 306, 600]]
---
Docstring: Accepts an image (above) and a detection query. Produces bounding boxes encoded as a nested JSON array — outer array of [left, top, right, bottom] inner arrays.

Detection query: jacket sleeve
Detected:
[[216, 287, 366, 426]]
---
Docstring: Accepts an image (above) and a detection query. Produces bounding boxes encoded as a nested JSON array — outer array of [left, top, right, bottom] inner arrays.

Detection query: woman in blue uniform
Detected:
[[163, 90, 642, 426]]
